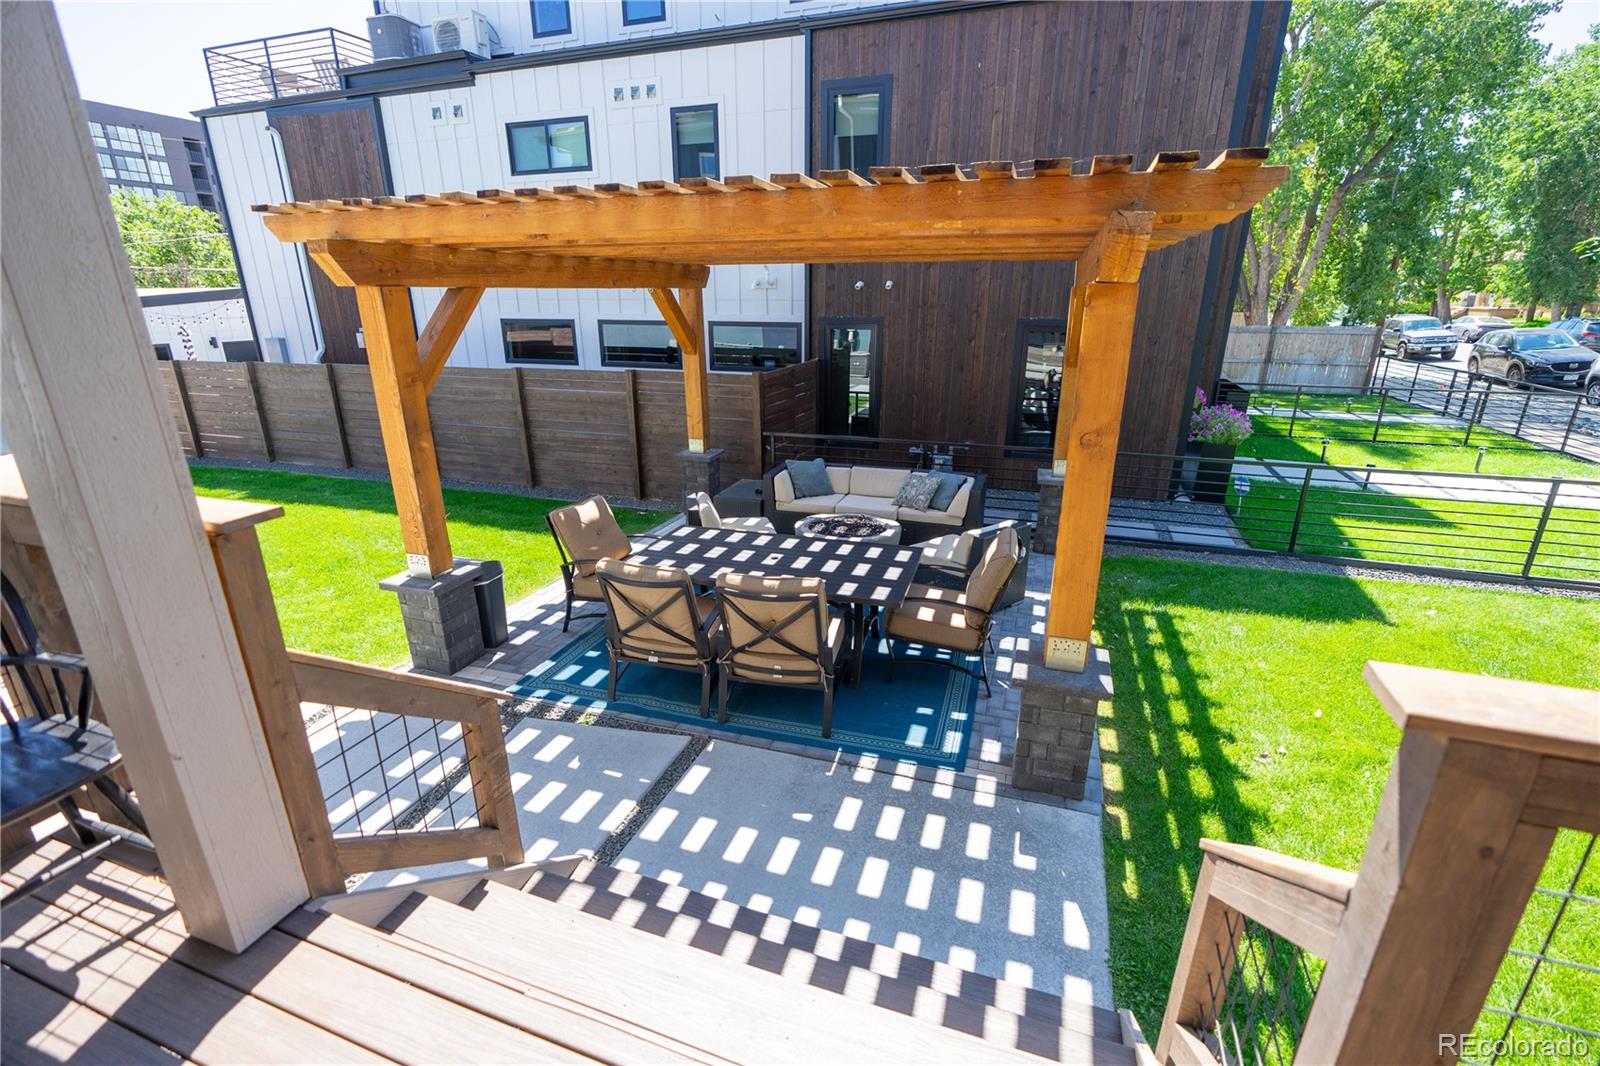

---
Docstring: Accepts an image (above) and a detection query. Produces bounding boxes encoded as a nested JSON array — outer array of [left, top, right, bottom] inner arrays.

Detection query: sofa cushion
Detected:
[[775, 493, 845, 515], [786, 458, 834, 499], [826, 466, 852, 494], [942, 480, 973, 518], [928, 473, 969, 512], [772, 469, 795, 503], [895, 471, 942, 512], [836, 494, 901, 521], [849, 465, 910, 498], [912, 507, 964, 527], [964, 527, 1020, 617]]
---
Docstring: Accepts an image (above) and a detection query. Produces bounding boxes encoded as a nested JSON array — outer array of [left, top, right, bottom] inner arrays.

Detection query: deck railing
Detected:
[[203, 28, 373, 108], [1156, 663, 1599, 1064]]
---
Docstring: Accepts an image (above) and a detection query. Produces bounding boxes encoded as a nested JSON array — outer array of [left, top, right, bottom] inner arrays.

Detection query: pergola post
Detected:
[[1042, 210, 1152, 672], [354, 285, 454, 577], [652, 284, 721, 499]]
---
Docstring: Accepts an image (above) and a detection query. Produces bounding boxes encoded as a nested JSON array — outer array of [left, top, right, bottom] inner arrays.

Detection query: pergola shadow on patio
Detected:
[[257, 149, 1284, 686]]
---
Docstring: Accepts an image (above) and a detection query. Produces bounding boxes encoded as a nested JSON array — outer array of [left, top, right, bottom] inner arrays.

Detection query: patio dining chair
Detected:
[[910, 519, 1030, 609], [595, 558, 722, 717], [684, 491, 776, 534], [884, 526, 1020, 696], [547, 495, 638, 632], [715, 572, 845, 737]]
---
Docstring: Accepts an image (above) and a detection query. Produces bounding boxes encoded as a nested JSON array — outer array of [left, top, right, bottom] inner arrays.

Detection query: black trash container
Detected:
[[473, 560, 508, 648]]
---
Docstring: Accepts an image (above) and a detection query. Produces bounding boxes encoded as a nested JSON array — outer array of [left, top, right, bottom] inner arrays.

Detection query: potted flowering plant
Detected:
[[1188, 397, 1254, 503]]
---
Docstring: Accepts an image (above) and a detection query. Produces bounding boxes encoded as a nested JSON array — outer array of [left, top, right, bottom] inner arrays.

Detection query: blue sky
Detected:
[[57, 0, 1600, 120]]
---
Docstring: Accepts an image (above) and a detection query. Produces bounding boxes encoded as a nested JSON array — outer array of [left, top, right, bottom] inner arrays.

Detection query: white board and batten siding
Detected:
[[382, 0, 905, 57], [141, 294, 255, 361], [204, 111, 323, 363], [380, 36, 807, 371]]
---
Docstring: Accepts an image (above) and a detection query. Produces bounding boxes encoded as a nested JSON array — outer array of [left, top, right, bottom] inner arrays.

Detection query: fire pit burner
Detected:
[[795, 512, 903, 545]]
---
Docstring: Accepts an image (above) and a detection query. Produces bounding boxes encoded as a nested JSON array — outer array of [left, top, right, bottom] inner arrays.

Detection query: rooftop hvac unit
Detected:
[[432, 11, 500, 57], [367, 15, 423, 60]]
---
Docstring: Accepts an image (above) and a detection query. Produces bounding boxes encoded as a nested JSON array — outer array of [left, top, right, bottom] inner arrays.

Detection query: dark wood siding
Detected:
[[267, 101, 391, 364], [808, 0, 1288, 457]]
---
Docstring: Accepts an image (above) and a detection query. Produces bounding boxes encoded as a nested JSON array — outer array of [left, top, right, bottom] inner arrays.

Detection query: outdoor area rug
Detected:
[[508, 626, 980, 771]]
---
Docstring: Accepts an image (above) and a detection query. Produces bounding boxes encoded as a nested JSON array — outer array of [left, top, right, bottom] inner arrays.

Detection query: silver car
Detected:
[[1450, 314, 1511, 342], [1382, 314, 1459, 359]]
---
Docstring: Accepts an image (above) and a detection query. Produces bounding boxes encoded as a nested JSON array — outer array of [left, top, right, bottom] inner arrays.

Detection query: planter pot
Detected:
[[1214, 377, 1251, 412], [1192, 442, 1238, 504]]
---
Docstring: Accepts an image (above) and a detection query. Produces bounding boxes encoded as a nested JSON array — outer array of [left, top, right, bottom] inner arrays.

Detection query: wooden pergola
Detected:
[[258, 149, 1284, 671]]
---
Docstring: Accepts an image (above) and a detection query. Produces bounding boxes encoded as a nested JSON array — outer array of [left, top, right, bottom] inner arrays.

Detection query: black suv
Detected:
[[1551, 317, 1600, 353], [1468, 329, 1596, 389]]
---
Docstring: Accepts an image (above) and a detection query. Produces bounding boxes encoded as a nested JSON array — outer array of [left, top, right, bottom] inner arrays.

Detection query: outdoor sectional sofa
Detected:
[[762, 461, 987, 543]]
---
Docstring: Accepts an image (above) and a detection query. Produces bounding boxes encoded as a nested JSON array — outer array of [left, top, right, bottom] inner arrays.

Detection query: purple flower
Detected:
[[1189, 403, 1254, 446], [1193, 386, 1208, 411]]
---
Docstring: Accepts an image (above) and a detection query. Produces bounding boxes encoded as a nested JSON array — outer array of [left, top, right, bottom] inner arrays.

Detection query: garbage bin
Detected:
[[472, 560, 508, 648]]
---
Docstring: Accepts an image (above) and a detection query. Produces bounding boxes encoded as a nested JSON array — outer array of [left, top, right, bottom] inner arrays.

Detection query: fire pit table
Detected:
[[794, 512, 903, 545]]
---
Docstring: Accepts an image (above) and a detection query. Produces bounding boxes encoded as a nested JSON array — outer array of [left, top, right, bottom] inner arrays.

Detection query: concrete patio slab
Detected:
[[353, 716, 689, 889], [613, 739, 1114, 1008]]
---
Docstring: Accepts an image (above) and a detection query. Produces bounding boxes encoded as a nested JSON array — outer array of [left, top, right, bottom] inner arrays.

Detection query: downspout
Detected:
[[264, 123, 326, 363]]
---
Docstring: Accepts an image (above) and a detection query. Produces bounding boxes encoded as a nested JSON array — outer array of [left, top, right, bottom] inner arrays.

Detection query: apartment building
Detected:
[[198, 0, 1286, 457], [84, 101, 218, 211]]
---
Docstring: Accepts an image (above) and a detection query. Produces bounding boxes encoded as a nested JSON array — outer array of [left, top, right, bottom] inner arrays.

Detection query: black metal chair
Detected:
[[1, 575, 152, 909], [595, 558, 722, 718], [715, 572, 845, 737]]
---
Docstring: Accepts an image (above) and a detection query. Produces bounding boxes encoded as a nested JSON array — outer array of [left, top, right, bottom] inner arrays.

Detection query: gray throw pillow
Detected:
[[894, 471, 941, 512], [928, 472, 967, 512], [785, 458, 834, 499]]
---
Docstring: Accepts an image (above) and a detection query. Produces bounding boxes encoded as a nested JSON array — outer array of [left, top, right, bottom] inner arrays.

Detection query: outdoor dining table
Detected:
[[629, 524, 921, 685]]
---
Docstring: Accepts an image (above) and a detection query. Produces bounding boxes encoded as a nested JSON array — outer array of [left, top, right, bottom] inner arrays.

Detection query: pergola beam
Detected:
[[307, 239, 709, 289], [419, 287, 484, 393], [1045, 210, 1154, 671], [651, 287, 709, 453]]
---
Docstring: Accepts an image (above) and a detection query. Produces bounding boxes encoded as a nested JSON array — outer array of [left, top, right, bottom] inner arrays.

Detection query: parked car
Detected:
[[1450, 314, 1512, 342], [1550, 317, 1600, 352], [1584, 360, 1600, 406], [1381, 314, 1459, 359], [1468, 329, 1597, 389]]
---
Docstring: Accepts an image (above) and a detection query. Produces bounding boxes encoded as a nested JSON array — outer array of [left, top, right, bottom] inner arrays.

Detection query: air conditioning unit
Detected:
[[367, 14, 423, 60], [432, 11, 500, 57]]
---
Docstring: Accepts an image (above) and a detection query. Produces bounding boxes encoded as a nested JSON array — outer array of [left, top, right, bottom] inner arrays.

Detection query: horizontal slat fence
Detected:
[[155, 361, 784, 501]]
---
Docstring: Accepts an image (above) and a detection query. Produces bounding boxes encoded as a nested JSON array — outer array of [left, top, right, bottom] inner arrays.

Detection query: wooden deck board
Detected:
[[0, 964, 190, 1066]]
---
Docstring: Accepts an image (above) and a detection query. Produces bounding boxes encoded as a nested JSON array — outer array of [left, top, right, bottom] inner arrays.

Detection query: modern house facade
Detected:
[[199, 0, 1286, 456], [84, 100, 218, 211]]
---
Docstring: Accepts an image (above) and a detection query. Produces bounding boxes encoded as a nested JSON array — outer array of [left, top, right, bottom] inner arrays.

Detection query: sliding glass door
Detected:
[[820, 318, 881, 438]]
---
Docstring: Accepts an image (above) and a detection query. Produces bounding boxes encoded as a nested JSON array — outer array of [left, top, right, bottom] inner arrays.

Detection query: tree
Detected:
[[1497, 29, 1600, 315], [1241, 0, 1550, 326], [111, 190, 237, 288]]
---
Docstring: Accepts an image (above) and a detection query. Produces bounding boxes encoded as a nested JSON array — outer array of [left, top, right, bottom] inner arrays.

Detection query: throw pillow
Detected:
[[785, 458, 834, 499], [928, 472, 967, 512], [895, 471, 941, 512]]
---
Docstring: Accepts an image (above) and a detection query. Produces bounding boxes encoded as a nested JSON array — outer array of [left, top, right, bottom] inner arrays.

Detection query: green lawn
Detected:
[[190, 466, 665, 665], [1094, 555, 1598, 1050], [1239, 431, 1600, 481]]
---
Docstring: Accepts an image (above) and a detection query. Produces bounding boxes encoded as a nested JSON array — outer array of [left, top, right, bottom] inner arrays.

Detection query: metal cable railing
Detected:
[[203, 28, 372, 107], [1203, 914, 1325, 1066]]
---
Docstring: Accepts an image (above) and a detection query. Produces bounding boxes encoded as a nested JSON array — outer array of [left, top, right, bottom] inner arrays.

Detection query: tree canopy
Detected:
[[111, 190, 237, 289]]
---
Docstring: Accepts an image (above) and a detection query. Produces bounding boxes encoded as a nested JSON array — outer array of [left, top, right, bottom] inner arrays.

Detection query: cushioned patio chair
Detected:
[[547, 495, 637, 632], [911, 518, 1031, 610], [595, 558, 721, 718], [684, 491, 776, 534], [715, 572, 845, 737], [883, 526, 1020, 696]]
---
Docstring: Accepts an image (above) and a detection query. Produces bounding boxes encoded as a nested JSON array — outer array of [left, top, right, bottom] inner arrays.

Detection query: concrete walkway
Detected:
[[1232, 457, 1600, 510]]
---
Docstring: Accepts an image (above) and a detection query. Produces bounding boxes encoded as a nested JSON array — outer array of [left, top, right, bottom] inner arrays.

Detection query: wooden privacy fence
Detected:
[[159, 359, 820, 501], [1220, 326, 1382, 390]]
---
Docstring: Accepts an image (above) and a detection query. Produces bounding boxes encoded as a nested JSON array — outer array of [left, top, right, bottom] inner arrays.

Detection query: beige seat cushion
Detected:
[[939, 479, 974, 517], [836, 494, 901, 521], [720, 514, 778, 533], [825, 466, 853, 494], [687, 490, 720, 528], [963, 527, 1020, 616], [885, 599, 985, 653], [726, 616, 845, 684], [595, 558, 715, 661], [550, 496, 632, 570], [773, 466, 851, 505], [849, 466, 910, 498], [911, 506, 964, 527], [571, 571, 602, 600], [775, 493, 845, 516], [772, 470, 796, 504], [916, 532, 978, 568], [717, 571, 838, 682]]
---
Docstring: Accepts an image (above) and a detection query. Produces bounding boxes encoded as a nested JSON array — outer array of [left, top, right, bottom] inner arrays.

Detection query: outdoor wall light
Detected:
[[884, 279, 894, 290], [854, 280, 865, 291]]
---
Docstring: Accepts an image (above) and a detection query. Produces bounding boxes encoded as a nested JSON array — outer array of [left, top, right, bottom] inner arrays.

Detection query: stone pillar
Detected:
[[1034, 468, 1064, 554], [380, 559, 487, 675], [680, 447, 724, 501], [1012, 636, 1112, 800]]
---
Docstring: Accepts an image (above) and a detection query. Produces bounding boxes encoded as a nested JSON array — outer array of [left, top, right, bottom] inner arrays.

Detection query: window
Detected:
[[153, 344, 173, 361], [115, 155, 149, 181], [1009, 319, 1067, 448], [97, 152, 115, 179], [600, 320, 680, 368], [621, 0, 665, 25], [89, 122, 107, 147], [670, 105, 719, 181], [531, 0, 572, 36], [711, 322, 800, 371], [106, 124, 141, 152], [197, 193, 216, 211], [148, 160, 172, 185], [502, 318, 578, 364], [506, 116, 591, 175], [140, 130, 165, 156], [823, 76, 891, 172]]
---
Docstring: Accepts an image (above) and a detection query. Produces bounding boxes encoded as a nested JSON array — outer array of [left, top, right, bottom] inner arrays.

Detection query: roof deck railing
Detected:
[[203, 28, 373, 108]]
